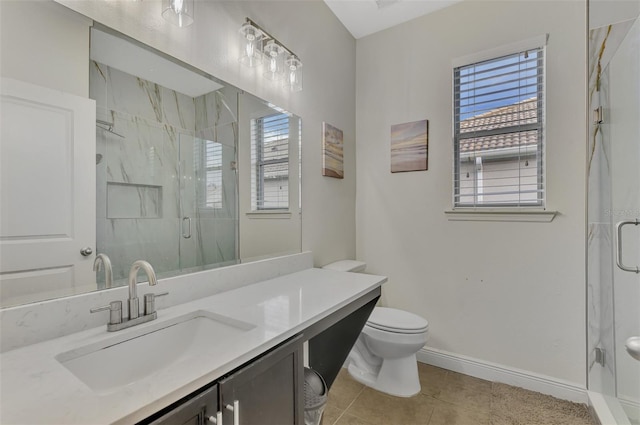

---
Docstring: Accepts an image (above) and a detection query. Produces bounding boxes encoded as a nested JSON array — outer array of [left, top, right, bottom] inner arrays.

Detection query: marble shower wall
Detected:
[[587, 23, 616, 397], [190, 87, 239, 267], [587, 16, 640, 419], [607, 17, 640, 417], [91, 61, 238, 285]]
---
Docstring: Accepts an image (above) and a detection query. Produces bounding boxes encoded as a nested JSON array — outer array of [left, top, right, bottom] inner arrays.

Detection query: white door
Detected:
[[0, 78, 96, 307]]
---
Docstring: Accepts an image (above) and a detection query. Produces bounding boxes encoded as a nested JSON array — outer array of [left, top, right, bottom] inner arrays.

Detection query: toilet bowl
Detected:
[[322, 261, 429, 397]]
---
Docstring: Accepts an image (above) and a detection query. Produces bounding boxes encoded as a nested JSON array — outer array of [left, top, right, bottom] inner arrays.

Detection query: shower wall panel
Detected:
[[91, 61, 238, 285]]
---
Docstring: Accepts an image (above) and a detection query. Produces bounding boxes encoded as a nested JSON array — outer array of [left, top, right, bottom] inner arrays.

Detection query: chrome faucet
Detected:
[[93, 253, 113, 289], [128, 260, 157, 320], [90, 260, 167, 332]]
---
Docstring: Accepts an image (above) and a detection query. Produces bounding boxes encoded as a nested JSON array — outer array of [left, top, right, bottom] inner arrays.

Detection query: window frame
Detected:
[[251, 113, 290, 211], [197, 139, 224, 211], [451, 36, 548, 210]]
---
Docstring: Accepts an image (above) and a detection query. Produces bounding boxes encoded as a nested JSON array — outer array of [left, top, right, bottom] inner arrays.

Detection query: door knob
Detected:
[[80, 247, 93, 257]]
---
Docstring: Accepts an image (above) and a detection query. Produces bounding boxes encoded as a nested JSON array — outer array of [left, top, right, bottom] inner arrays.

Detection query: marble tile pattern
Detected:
[[587, 16, 640, 420], [323, 365, 595, 425], [586, 22, 623, 398], [90, 61, 240, 284], [607, 17, 640, 418]]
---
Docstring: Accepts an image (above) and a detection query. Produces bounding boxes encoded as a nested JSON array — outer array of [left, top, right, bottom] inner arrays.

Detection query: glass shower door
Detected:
[[588, 11, 640, 424], [609, 15, 640, 424], [178, 131, 238, 274]]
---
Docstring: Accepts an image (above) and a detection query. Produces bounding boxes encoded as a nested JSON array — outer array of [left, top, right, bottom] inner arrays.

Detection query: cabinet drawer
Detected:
[[148, 384, 218, 425]]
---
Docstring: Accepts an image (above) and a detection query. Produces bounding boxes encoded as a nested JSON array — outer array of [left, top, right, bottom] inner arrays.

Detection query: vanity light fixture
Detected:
[[263, 40, 285, 80], [161, 0, 194, 28], [239, 18, 303, 92], [239, 21, 264, 67], [284, 55, 303, 92]]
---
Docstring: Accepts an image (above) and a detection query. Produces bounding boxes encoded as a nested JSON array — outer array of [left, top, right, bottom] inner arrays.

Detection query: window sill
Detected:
[[246, 211, 292, 219], [444, 209, 558, 222]]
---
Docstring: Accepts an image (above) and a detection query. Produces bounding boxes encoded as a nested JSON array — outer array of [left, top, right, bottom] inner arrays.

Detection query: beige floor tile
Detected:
[[428, 399, 490, 425], [321, 405, 344, 425], [335, 412, 377, 425], [347, 387, 437, 425], [436, 371, 492, 413], [417, 363, 448, 397], [327, 369, 366, 411], [327, 366, 596, 425], [490, 382, 596, 425]]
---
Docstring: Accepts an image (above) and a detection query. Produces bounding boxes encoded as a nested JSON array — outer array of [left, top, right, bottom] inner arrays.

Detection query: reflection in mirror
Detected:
[[92, 26, 302, 287], [0, 22, 301, 307], [92, 26, 241, 286], [239, 94, 301, 262]]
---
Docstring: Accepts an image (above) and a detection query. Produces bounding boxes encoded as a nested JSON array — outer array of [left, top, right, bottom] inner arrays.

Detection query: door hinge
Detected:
[[595, 347, 606, 367], [593, 106, 604, 124]]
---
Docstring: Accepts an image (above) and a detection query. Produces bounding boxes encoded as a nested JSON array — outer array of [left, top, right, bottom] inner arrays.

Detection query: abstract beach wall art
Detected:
[[322, 122, 344, 179], [390, 119, 428, 173]]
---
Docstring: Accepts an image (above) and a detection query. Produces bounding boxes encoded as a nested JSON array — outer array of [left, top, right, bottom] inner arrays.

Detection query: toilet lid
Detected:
[[366, 307, 428, 333]]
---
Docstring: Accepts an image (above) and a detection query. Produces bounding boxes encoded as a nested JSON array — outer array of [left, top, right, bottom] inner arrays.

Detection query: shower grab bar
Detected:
[[182, 216, 192, 239], [616, 219, 639, 273]]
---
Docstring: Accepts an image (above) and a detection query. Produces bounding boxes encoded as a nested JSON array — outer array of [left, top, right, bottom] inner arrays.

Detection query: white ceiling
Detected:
[[324, 0, 463, 39]]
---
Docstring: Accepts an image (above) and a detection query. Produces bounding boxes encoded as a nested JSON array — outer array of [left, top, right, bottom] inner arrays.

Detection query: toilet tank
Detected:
[[322, 260, 367, 273]]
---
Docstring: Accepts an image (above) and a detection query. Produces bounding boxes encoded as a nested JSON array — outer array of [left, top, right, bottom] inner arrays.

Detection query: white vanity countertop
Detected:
[[0, 268, 385, 425]]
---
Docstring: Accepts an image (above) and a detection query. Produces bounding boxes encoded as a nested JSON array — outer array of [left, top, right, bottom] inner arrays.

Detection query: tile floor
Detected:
[[321, 364, 596, 425]]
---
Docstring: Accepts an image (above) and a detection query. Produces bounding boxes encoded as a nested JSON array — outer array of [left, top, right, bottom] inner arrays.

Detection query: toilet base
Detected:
[[347, 354, 421, 397]]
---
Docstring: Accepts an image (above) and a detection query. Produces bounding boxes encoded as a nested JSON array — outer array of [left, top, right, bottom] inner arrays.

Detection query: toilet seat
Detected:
[[366, 307, 429, 334]]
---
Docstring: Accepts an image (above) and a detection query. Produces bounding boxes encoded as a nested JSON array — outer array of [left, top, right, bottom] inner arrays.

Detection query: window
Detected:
[[197, 139, 223, 209], [454, 46, 544, 207], [251, 113, 290, 210]]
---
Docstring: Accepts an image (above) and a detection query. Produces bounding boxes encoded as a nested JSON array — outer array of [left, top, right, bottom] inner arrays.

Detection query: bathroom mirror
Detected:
[[0, 21, 301, 307]]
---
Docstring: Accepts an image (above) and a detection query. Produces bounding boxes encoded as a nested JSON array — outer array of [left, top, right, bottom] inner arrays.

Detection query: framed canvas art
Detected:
[[322, 122, 344, 179], [391, 119, 428, 173]]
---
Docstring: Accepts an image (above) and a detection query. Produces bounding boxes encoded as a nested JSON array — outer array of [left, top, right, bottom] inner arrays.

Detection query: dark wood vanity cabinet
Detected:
[[219, 335, 304, 425], [140, 286, 380, 425], [148, 384, 219, 425], [140, 335, 303, 425]]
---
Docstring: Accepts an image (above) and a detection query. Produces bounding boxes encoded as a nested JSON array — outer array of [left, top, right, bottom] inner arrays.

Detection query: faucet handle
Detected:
[[143, 292, 168, 316], [90, 301, 123, 325]]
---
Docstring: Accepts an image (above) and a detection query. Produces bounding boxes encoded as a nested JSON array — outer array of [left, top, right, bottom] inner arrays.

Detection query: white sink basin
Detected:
[[56, 310, 255, 394]]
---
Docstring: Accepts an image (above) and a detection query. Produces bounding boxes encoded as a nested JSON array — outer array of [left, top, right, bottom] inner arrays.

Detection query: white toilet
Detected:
[[322, 260, 429, 397]]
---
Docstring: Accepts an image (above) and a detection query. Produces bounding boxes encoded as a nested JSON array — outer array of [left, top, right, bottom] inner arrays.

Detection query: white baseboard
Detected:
[[620, 398, 640, 423], [417, 347, 588, 404]]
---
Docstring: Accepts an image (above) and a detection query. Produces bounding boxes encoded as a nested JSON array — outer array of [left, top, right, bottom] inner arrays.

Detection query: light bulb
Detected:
[[283, 56, 302, 91], [246, 41, 254, 58], [171, 0, 184, 13], [162, 0, 193, 27], [239, 23, 263, 67], [289, 63, 298, 84], [262, 41, 284, 80]]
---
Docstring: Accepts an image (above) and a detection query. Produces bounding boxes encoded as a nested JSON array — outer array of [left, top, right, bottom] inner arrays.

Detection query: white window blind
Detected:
[[251, 113, 289, 210], [197, 139, 223, 209], [454, 47, 544, 207]]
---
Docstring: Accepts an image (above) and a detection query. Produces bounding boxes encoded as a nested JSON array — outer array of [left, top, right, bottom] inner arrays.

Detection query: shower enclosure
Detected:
[[587, 3, 640, 424], [92, 60, 240, 285]]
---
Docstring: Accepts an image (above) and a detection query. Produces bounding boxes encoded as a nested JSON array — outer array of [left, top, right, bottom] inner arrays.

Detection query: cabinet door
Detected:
[[148, 384, 219, 425], [220, 336, 303, 425]]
